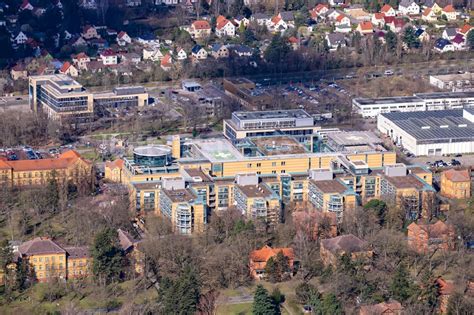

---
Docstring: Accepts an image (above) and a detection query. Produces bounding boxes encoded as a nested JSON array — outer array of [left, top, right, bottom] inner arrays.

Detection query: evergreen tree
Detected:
[[91, 228, 123, 284], [317, 293, 343, 315], [364, 199, 388, 225], [159, 266, 201, 315], [264, 34, 291, 65], [419, 269, 439, 310], [265, 251, 290, 283], [295, 282, 320, 305], [252, 285, 277, 315], [403, 27, 420, 49], [467, 30, 474, 50], [389, 264, 413, 302], [385, 30, 398, 51]]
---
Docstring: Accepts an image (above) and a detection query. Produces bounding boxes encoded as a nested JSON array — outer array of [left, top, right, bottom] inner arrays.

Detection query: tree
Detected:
[[318, 293, 343, 315], [252, 285, 277, 315], [446, 292, 474, 315], [164, 265, 201, 315], [419, 269, 439, 311], [403, 27, 420, 49], [467, 30, 474, 50], [91, 228, 123, 284], [295, 282, 320, 305], [230, 0, 244, 16], [265, 251, 290, 283], [364, 199, 388, 225], [264, 34, 291, 65], [385, 30, 398, 51], [389, 264, 414, 302]]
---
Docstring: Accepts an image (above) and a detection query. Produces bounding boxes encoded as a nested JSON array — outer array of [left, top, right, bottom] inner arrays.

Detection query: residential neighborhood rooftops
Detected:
[[321, 234, 368, 254], [250, 245, 294, 262], [310, 179, 349, 194]]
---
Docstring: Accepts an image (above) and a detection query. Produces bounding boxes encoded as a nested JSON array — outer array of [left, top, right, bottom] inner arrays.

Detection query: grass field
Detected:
[[216, 302, 253, 315]]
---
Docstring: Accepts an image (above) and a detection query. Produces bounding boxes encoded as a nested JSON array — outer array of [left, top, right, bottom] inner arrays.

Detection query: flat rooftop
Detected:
[[252, 136, 308, 155], [31, 74, 83, 89], [162, 188, 196, 203], [236, 184, 273, 198], [383, 174, 425, 189], [415, 91, 474, 99], [327, 131, 382, 146], [380, 110, 474, 141], [353, 96, 422, 106], [190, 138, 244, 162], [311, 179, 348, 194], [233, 109, 312, 121], [430, 72, 473, 81]]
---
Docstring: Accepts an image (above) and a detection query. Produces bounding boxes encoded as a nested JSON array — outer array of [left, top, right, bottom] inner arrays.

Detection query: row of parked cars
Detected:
[[427, 159, 462, 168]]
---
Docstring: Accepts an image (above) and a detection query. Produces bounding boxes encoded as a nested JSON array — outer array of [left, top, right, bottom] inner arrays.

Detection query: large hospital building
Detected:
[[105, 109, 435, 234], [29, 74, 148, 124]]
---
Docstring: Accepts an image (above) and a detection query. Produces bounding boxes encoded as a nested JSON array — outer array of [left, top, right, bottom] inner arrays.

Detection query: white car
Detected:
[[384, 69, 394, 76]]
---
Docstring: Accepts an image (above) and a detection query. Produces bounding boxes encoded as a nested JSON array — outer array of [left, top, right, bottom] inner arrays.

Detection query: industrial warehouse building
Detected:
[[353, 91, 474, 118], [377, 109, 474, 156]]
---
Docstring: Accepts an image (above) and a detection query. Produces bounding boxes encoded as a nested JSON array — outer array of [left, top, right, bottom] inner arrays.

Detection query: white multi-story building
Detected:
[[377, 109, 474, 156], [353, 92, 474, 118]]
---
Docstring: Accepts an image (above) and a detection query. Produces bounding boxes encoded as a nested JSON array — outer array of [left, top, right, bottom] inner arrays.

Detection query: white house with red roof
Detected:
[[458, 24, 472, 36], [335, 14, 351, 26], [311, 3, 329, 19], [371, 13, 385, 27], [117, 31, 132, 46], [216, 16, 236, 38], [380, 4, 396, 17], [270, 15, 288, 32], [160, 53, 173, 71], [441, 5, 457, 21], [72, 52, 90, 70], [189, 20, 211, 39], [59, 62, 79, 77], [422, 8, 437, 22], [357, 21, 374, 35], [20, 0, 34, 11], [100, 49, 118, 65]]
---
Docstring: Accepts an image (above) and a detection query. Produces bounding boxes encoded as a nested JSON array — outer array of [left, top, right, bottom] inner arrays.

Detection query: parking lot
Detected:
[[407, 155, 474, 168]]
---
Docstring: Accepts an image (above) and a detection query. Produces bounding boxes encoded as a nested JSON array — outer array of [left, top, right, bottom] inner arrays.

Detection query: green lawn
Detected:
[[216, 302, 252, 315]]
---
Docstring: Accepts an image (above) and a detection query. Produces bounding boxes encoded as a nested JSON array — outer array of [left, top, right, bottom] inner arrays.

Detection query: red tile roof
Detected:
[[460, 24, 472, 35], [60, 61, 71, 73], [381, 4, 393, 13], [192, 20, 211, 30], [443, 4, 455, 12], [359, 21, 373, 31], [250, 245, 294, 262]]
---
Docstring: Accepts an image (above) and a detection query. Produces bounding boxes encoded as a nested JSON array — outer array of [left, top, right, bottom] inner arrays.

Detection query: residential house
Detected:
[[59, 62, 79, 77], [126, 0, 141, 6], [288, 36, 299, 50], [249, 245, 294, 279], [278, 11, 295, 27], [359, 301, 403, 315], [422, 8, 437, 22], [398, 0, 420, 15], [320, 234, 372, 267], [326, 32, 346, 50], [407, 220, 455, 253], [143, 48, 164, 61], [216, 16, 236, 38], [81, 25, 99, 40], [10, 64, 28, 80], [442, 5, 456, 21], [270, 15, 288, 32], [160, 53, 173, 71], [424, 0, 442, 14], [442, 27, 458, 40], [20, 0, 34, 11], [189, 20, 211, 39], [459, 24, 472, 37], [104, 159, 124, 183], [380, 4, 396, 17], [336, 23, 352, 33], [415, 28, 430, 42], [371, 13, 385, 27], [72, 52, 90, 71], [175, 48, 187, 60], [100, 49, 118, 65], [117, 31, 131, 46], [120, 52, 141, 64], [327, 9, 342, 21], [311, 4, 329, 19], [234, 15, 249, 28], [452, 34, 466, 50], [211, 43, 229, 58], [434, 38, 454, 52], [191, 44, 208, 60], [440, 169, 471, 199], [251, 13, 270, 26], [357, 21, 373, 35], [344, 7, 371, 22], [71, 36, 87, 47], [117, 229, 144, 275], [335, 14, 351, 26], [388, 18, 406, 33], [329, 0, 344, 7], [13, 31, 28, 45], [230, 44, 253, 57]]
